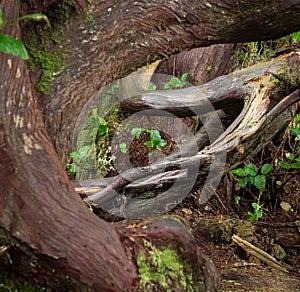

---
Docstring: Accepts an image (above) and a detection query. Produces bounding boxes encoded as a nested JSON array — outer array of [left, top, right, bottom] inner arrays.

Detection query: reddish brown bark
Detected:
[[39, 0, 300, 164], [0, 1, 138, 290], [1, 0, 300, 290], [154, 44, 241, 85]]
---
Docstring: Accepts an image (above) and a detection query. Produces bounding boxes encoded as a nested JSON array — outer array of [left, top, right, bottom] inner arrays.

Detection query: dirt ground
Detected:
[[171, 185, 300, 292]]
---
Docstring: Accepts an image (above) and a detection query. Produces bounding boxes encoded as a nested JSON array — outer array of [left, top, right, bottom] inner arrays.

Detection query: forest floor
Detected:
[[113, 115, 300, 291], [171, 186, 300, 292], [78, 104, 300, 291]]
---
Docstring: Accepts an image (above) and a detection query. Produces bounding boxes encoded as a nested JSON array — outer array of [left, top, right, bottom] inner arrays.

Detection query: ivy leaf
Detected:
[[261, 163, 273, 175], [131, 128, 144, 139], [237, 177, 248, 188], [254, 174, 266, 191], [278, 160, 289, 169], [244, 163, 258, 176], [0, 33, 29, 60]]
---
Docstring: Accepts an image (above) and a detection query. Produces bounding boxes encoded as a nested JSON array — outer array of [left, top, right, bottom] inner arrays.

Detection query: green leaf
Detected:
[[68, 164, 76, 175], [148, 82, 156, 91], [0, 33, 29, 60], [0, 8, 4, 28], [291, 31, 300, 42], [17, 13, 51, 27], [181, 73, 188, 81], [131, 127, 144, 139], [232, 168, 246, 177], [149, 129, 161, 141], [290, 126, 300, 139], [295, 157, 300, 162], [144, 141, 154, 148], [252, 202, 260, 210], [254, 174, 266, 191], [238, 177, 248, 188], [244, 163, 258, 176], [234, 196, 241, 205], [119, 143, 128, 153], [291, 162, 300, 169], [278, 160, 289, 169], [98, 124, 108, 137], [287, 153, 295, 160], [149, 130, 167, 150], [261, 163, 273, 175]]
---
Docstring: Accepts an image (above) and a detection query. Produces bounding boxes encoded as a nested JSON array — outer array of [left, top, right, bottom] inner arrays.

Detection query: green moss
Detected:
[[205, 218, 234, 244], [137, 240, 194, 291], [28, 51, 68, 94], [0, 271, 51, 292], [22, 0, 78, 94]]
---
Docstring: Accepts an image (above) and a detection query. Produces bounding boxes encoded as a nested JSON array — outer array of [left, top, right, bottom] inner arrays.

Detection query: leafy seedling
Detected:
[[89, 108, 108, 141], [232, 163, 272, 221], [119, 143, 128, 153], [162, 73, 188, 90]]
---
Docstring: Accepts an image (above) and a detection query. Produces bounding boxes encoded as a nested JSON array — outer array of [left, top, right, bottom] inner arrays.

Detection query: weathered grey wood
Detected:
[[86, 53, 300, 215]]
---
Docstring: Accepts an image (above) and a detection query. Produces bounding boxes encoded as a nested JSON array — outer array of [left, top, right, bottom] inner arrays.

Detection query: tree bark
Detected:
[[1, 0, 300, 290], [154, 44, 241, 85], [39, 0, 300, 164]]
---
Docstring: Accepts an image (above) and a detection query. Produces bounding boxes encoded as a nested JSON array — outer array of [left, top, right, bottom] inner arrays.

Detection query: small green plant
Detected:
[[119, 143, 128, 153], [162, 73, 188, 90], [232, 163, 273, 221], [89, 108, 109, 142], [291, 31, 300, 44], [148, 73, 188, 91], [247, 201, 264, 221], [278, 113, 300, 171], [133, 128, 167, 150], [67, 109, 108, 175], [120, 128, 167, 156], [0, 7, 50, 60], [68, 145, 93, 176]]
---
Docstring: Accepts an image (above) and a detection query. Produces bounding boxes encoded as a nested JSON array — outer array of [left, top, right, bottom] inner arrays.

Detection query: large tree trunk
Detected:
[[1, 0, 300, 290], [154, 44, 241, 85], [40, 0, 300, 164]]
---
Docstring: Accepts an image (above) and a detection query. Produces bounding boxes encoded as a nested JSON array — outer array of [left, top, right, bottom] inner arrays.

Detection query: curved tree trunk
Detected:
[[40, 0, 300, 164], [1, 0, 300, 290], [154, 44, 241, 85]]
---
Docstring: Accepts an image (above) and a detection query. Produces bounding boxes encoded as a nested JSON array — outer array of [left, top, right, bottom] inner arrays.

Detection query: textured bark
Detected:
[[0, 1, 138, 291], [1, 0, 300, 290], [154, 44, 241, 85], [39, 0, 300, 164]]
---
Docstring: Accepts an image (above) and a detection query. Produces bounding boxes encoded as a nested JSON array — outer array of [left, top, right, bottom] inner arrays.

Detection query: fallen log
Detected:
[[82, 52, 300, 218]]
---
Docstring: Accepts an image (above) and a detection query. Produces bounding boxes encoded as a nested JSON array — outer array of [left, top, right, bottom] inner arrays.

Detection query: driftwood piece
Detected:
[[83, 52, 300, 218], [232, 235, 289, 273]]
